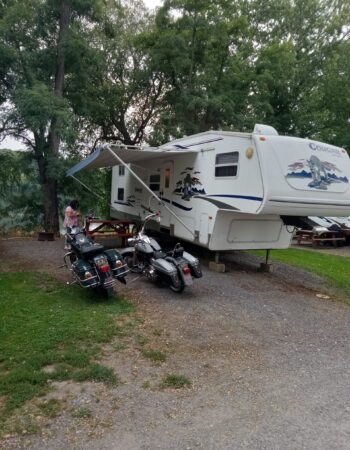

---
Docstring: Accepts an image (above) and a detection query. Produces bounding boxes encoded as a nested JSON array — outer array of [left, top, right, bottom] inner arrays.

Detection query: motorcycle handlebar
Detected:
[[144, 212, 159, 221], [140, 211, 160, 234], [144, 211, 160, 221]]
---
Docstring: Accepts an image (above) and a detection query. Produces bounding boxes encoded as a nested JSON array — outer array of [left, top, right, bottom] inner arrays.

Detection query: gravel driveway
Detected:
[[1, 237, 350, 450]]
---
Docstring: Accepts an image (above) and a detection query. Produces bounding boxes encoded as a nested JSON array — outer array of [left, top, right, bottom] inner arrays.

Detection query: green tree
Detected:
[[144, 0, 253, 142], [249, 0, 350, 141], [0, 149, 42, 233], [0, 148, 112, 234], [143, 0, 350, 146], [68, 0, 165, 146], [0, 0, 104, 232]]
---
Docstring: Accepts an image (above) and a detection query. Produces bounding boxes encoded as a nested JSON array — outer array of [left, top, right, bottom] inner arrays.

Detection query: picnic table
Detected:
[[296, 229, 345, 247], [341, 227, 350, 244], [85, 219, 135, 247]]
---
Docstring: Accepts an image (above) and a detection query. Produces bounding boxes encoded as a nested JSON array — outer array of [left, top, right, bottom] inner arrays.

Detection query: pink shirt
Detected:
[[64, 206, 79, 228]]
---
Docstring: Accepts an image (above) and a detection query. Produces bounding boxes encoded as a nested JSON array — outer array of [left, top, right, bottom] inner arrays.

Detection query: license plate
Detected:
[[183, 273, 193, 286]]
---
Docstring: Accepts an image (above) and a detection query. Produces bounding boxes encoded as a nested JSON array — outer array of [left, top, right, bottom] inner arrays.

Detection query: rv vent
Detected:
[[253, 124, 278, 136]]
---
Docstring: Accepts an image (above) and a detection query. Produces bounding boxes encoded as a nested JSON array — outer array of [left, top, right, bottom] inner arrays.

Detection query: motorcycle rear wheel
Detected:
[[169, 282, 185, 293], [103, 286, 114, 298], [94, 285, 114, 298]]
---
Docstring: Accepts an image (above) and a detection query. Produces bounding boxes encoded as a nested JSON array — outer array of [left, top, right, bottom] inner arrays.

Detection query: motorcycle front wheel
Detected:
[[123, 253, 142, 273], [68, 252, 77, 266]]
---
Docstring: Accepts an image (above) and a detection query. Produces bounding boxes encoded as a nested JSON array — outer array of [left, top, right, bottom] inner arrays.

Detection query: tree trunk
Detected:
[[49, 0, 71, 155], [43, 178, 59, 232], [34, 133, 59, 233], [44, 0, 71, 232]]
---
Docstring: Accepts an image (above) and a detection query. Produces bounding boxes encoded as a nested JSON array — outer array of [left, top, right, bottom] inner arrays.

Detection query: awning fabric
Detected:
[[67, 145, 194, 176]]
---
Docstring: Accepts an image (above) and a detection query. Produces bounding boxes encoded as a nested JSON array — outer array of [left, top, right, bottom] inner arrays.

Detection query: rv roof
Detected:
[[160, 130, 252, 150]]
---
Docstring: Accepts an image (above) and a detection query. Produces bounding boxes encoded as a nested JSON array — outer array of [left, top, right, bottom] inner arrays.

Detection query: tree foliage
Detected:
[[142, 0, 350, 146], [0, 149, 111, 234], [68, 0, 166, 146], [0, 0, 104, 231], [0, 149, 42, 233]]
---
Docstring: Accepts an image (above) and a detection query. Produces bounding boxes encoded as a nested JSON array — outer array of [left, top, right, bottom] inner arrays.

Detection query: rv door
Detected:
[[160, 161, 174, 227]]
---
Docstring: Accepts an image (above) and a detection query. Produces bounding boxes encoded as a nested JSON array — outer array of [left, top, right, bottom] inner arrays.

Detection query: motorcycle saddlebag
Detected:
[[104, 249, 129, 278], [152, 258, 178, 276], [182, 251, 202, 278], [152, 258, 182, 288], [71, 259, 98, 288]]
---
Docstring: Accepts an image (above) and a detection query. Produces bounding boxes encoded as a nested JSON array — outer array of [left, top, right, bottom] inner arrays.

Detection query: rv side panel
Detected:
[[255, 135, 350, 217], [209, 212, 292, 250]]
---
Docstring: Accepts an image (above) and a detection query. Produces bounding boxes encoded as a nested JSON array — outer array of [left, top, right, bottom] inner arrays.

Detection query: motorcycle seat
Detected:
[[154, 250, 166, 259], [167, 247, 184, 257], [74, 243, 105, 256]]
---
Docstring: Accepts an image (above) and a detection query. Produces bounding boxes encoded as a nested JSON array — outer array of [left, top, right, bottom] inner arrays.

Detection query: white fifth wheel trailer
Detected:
[[67, 124, 350, 252]]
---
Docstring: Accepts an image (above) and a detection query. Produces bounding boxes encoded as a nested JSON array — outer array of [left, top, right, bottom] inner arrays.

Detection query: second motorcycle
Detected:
[[121, 212, 202, 292]]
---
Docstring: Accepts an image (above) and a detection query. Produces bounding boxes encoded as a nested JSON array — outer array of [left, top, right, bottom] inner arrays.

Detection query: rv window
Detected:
[[149, 174, 160, 192], [119, 165, 125, 176], [164, 167, 171, 188], [215, 152, 239, 177], [117, 188, 124, 201]]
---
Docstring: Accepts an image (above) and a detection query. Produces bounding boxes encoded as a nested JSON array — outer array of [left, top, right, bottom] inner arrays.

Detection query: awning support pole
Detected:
[[103, 145, 195, 237], [70, 174, 104, 200], [69, 174, 119, 213]]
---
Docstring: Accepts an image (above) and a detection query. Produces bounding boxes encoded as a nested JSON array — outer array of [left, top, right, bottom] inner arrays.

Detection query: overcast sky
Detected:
[[144, 0, 163, 8], [0, 0, 164, 150]]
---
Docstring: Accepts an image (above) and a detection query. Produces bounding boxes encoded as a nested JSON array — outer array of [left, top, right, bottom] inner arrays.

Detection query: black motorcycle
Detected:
[[63, 226, 129, 297], [121, 213, 202, 293]]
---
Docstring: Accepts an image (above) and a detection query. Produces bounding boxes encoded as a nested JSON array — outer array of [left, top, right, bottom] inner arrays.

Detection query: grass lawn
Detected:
[[253, 248, 350, 296], [0, 271, 132, 426]]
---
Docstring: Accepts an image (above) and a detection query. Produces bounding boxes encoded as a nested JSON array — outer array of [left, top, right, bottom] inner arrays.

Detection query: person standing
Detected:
[[63, 199, 80, 250]]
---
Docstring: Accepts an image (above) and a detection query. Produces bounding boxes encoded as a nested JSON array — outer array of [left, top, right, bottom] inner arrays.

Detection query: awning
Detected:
[[67, 145, 194, 176]]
